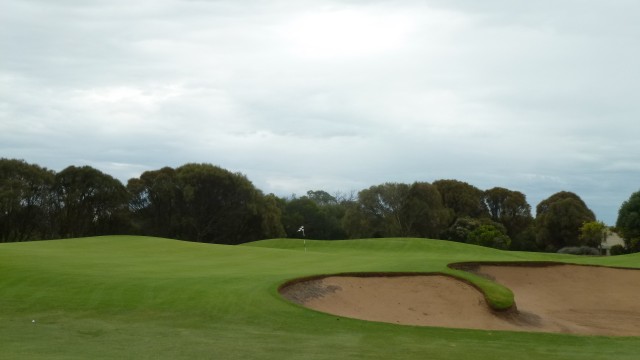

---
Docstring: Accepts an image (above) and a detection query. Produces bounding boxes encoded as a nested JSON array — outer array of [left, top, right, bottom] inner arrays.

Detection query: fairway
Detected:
[[2, 236, 640, 359]]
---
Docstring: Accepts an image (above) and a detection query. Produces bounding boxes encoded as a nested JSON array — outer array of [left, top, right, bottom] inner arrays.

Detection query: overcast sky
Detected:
[[2, 0, 639, 224]]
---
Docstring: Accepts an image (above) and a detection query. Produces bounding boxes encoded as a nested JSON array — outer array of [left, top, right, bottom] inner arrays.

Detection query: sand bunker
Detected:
[[279, 264, 640, 336]]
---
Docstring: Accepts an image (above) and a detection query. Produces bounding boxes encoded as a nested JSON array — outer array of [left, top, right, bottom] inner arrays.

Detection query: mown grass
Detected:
[[1, 236, 639, 359]]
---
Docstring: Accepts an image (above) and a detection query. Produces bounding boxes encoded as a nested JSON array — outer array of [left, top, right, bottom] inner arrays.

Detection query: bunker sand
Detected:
[[280, 264, 640, 336]]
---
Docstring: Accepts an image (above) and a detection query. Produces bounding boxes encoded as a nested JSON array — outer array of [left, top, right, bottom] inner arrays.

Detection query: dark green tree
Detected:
[[306, 190, 338, 206], [535, 191, 596, 251], [401, 182, 451, 238], [441, 216, 481, 243], [343, 182, 450, 239], [349, 182, 410, 237], [467, 224, 511, 250], [483, 187, 533, 238], [256, 194, 286, 239], [441, 216, 512, 249], [510, 224, 540, 251], [0, 159, 55, 241], [341, 201, 370, 239], [174, 163, 267, 244], [53, 165, 130, 238], [127, 167, 182, 238], [128, 164, 283, 244], [433, 179, 487, 221], [616, 190, 640, 252], [281, 195, 345, 240]]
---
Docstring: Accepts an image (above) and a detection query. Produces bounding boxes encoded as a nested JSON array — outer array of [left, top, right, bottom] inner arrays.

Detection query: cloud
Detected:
[[1, 0, 639, 224]]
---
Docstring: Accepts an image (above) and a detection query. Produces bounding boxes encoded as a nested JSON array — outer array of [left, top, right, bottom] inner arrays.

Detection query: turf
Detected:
[[1, 236, 639, 359]]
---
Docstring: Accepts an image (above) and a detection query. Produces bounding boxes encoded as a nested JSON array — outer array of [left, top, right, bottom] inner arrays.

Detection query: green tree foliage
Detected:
[[127, 167, 182, 238], [341, 202, 369, 239], [0, 159, 55, 242], [441, 216, 512, 249], [610, 244, 626, 255], [433, 179, 487, 221], [482, 187, 533, 238], [306, 190, 338, 206], [510, 225, 539, 252], [535, 191, 596, 251], [616, 190, 640, 252], [343, 182, 449, 238], [579, 220, 607, 249], [401, 182, 451, 238], [174, 163, 274, 244], [351, 182, 410, 237], [257, 194, 287, 239], [441, 217, 480, 243], [129, 163, 283, 244], [280, 194, 346, 240], [307, 190, 349, 240], [467, 224, 511, 250], [53, 165, 130, 238], [4, 159, 629, 255]]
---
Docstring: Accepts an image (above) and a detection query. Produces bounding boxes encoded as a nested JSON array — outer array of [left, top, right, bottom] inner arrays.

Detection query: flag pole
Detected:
[[298, 226, 306, 252]]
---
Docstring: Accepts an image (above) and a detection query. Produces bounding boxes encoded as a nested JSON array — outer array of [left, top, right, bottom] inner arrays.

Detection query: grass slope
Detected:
[[1, 236, 639, 359]]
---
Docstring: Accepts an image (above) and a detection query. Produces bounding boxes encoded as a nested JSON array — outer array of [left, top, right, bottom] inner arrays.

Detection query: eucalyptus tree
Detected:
[[129, 163, 283, 244], [281, 195, 345, 240], [257, 193, 286, 240], [535, 191, 596, 251], [616, 190, 640, 252], [433, 179, 487, 221], [401, 182, 451, 238], [343, 182, 450, 239], [349, 182, 410, 237], [173, 163, 265, 244], [0, 158, 55, 241], [482, 187, 533, 238], [127, 167, 181, 238], [53, 165, 130, 238]]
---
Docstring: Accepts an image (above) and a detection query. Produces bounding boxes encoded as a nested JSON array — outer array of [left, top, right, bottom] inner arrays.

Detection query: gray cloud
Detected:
[[2, 0, 639, 224]]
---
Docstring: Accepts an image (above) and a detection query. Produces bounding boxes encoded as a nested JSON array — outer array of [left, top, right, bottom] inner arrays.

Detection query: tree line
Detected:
[[2, 158, 639, 253]]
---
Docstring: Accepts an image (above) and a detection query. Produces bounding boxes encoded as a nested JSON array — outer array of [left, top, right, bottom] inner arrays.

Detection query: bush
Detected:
[[467, 224, 511, 250], [610, 244, 627, 256], [557, 246, 600, 255]]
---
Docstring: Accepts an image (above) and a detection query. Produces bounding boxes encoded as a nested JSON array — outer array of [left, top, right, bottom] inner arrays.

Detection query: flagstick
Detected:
[[297, 225, 306, 252]]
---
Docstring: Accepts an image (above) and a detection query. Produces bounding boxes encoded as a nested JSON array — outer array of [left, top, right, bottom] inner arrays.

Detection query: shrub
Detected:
[[467, 224, 511, 250], [557, 246, 600, 255], [610, 244, 626, 256]]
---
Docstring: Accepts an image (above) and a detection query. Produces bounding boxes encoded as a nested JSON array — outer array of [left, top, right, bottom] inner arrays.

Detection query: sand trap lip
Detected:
[[279, 264, 640, 336]]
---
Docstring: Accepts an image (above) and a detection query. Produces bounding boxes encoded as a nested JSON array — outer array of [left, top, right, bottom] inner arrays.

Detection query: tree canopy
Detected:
[[0, 159, 55, 242], [54, 165, 130, 238], [483, 187, 533, 238], [129, 163, 283, 244], [616, 190, 640, 251], [535, 191, 596, 251], [433, 179, 487, 221], [2, 158, 624, 253]]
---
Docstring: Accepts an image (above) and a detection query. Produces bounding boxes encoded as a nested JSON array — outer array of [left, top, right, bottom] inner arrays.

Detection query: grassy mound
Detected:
[[1, 236, 639, 359]]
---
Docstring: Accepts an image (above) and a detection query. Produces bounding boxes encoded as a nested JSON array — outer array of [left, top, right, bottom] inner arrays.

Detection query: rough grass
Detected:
[[1, 236, 639, 359]]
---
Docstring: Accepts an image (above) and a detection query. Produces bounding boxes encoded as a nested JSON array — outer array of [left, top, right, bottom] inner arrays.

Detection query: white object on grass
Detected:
[[297, 226, 306, 251]]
